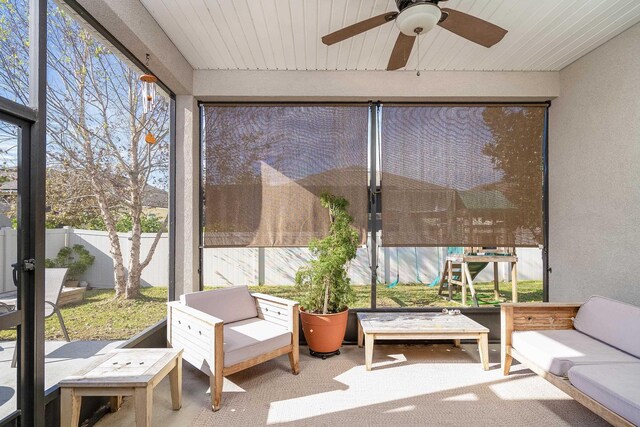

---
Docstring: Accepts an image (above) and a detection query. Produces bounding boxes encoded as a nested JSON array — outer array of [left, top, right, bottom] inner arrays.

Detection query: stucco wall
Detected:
[[549, 23, 640, 305], [194, 69, 559, 102]]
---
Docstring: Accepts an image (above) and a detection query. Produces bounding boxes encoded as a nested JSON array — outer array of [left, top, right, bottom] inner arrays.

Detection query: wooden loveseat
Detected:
[[501, 296, 640, 427]]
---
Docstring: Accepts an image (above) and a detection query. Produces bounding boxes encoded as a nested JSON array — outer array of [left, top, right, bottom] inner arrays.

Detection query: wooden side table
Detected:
[[59, 348, 182, 427]]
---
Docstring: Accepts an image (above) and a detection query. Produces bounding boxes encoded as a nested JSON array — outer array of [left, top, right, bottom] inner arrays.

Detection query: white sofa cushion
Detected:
[[573, 295, 640, 358], [223, 318, 291, 367], [181, 286, 258, 324], [568, 364, 640, 426], [511, 329, 640, 377]]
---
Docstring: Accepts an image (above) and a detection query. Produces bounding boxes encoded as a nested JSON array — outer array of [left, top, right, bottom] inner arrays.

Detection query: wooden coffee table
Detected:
[[357, 312, 490, 371], [59, 348, 182, 427]]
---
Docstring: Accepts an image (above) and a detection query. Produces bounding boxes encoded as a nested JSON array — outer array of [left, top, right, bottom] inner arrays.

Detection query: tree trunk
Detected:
[[124, 217, 167, 299], [322, 278, 330, 314], [94, 190, 127, 298], [126, 192, 143, 299], [74, 37, 128, 298]]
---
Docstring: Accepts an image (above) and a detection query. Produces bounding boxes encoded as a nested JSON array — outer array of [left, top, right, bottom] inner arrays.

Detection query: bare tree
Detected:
[[0, 1, 169, 299]]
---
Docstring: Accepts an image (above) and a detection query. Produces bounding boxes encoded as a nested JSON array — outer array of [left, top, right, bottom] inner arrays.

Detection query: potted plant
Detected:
[[45, 244, 95, 287], [295, 193, 359, 358]]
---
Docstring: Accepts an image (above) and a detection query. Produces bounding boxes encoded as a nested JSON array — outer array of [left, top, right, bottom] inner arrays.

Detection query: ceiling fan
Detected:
[[321, 0, 508, 71]]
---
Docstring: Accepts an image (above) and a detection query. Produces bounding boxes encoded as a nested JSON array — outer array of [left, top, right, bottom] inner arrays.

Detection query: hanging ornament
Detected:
[[145, 132, 157, 144], [140, 54, 157, 114]]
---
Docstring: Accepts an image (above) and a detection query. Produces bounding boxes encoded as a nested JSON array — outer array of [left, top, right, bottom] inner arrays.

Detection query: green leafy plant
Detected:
[[295, 193, 359, 314], [107, 213, 165, 233], [44, 244, 95, 280]]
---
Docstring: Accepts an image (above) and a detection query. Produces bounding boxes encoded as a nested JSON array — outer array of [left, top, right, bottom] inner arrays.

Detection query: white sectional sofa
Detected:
[[501, 296, 640, 427]]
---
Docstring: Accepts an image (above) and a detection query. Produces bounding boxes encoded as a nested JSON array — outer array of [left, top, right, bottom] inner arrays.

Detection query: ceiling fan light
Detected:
[[395, 3, 442, 36]]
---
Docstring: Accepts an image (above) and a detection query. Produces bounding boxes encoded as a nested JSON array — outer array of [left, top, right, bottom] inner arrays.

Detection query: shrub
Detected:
[[44, 244, 95, 280], [295, 193, 359, 314]]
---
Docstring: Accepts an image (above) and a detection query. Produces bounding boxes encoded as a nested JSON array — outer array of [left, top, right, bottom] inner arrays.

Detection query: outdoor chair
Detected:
[[167, 285, 300, 411], [0, 268, 71, 368]]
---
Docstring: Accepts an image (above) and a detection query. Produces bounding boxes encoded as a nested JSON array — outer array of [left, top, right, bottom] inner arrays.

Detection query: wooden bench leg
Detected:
[[60, 388, 81, 427], [169, 357, 182, 410], [110, 396, 122, 413], [210, 373, 223, 412], [134, 387, 153, 427], [501, 304, 514, 375], [478, 333, 489, 371], [212, 323, 224, 411], [288, 351, 300, 375], [364, 333, 374, 371], [502, 352, 513, 376]]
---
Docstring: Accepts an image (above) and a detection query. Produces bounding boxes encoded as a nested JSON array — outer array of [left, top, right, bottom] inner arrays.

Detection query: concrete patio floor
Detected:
[[0, 339, 123, 420]]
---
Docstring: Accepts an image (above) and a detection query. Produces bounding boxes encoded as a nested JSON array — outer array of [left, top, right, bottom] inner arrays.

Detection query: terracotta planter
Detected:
[[300, 308, 348, 355]]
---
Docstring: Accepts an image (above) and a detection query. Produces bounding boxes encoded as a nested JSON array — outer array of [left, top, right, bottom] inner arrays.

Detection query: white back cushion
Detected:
[[181, 286, 258, 323], [573, 295, 640, 358]]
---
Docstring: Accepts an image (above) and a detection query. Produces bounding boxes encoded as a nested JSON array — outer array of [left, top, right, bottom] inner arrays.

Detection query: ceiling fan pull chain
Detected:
[[416, 28, 421, 76]]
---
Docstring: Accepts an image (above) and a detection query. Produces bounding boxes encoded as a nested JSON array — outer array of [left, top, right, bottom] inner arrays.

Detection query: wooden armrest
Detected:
[[252, 294, 299, 334], [501, 302, 581, 335], [167, 301, 224, 326], [501, 302, 582, 309], [501, 302, 582, 375], [251, 293, 299, 307], [167, 301, 222, 380]]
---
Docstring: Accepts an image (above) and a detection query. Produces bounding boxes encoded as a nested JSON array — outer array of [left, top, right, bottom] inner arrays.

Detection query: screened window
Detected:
[[381, 105, 545, 248], [0, 0, 29, 105], [202, 104, 368, 248]]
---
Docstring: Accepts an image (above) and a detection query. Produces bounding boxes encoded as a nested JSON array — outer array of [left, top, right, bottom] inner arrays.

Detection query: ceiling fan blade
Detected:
[[322, 12, 398, 46], [387, 33, 416, 71], [438, 8, 507, 48]]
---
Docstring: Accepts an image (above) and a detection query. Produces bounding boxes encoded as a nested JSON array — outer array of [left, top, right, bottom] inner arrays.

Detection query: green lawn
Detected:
[[250, 280, 543, 308], [0, 280, 542, 341], [0, 287, 168, 341]]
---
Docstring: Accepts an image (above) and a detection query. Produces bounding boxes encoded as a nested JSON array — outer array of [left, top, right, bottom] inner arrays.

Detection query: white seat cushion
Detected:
[[573, 295, 640, 358], [223, 318, 291, 367], [512, 329, 640, 377], [568, 364, 640, 426]]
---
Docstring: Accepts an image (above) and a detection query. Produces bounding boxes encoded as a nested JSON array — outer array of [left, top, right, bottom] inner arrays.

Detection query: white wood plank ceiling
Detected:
[[139, 0, 640, 71]]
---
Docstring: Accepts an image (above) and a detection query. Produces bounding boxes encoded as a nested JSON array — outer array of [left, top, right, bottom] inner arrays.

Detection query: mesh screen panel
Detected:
[[203, 105, 368, 247], [381, 105, 545, 247]]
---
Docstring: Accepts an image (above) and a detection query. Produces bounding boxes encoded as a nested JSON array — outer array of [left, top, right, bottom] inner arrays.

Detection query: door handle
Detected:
[[11, 262, 19, 288]]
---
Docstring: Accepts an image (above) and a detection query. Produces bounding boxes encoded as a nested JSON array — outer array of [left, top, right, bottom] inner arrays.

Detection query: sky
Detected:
[[0, 0, 170, 189]]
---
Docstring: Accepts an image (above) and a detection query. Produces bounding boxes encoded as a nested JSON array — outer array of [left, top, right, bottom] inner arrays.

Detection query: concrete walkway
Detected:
[[0, 339, 123, 420]]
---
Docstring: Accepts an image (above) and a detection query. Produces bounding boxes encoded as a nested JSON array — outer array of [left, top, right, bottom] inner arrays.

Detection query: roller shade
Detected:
[[202, 105, 368, 247], [381, 105, 545, 247]]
